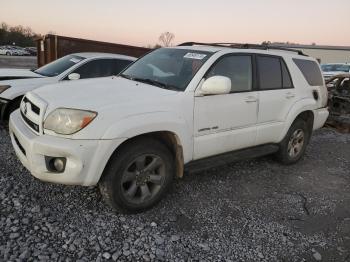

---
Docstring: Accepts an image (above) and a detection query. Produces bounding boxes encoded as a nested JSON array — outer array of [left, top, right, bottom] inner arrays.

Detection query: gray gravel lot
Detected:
[[0, 125, 349, 261], [0, 55, 37, 69]]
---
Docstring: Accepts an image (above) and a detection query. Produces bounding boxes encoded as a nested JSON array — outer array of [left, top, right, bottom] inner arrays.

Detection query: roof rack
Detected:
[[178, 42, 308, 56]]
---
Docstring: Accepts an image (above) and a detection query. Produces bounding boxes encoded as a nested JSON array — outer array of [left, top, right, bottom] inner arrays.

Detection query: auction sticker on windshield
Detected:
[[70, 58, 83, 63], [184, 53, 207, 60]]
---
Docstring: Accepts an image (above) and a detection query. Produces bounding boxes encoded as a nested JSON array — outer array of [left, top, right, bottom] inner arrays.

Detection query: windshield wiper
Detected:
[[133, 77, 179, 91], [119, 74, 133, 80], [120, 74, 179, 91]]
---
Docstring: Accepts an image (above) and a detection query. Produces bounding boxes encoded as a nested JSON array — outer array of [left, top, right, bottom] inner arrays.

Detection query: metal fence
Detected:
[[36, 34, 151, 67]]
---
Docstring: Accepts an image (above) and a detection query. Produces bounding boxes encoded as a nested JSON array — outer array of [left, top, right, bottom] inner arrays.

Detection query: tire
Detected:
[[5, 98, 22, 121], [6, 52, 11, 56], [275, 118, 311, 165], [99, 137, 175, 213]]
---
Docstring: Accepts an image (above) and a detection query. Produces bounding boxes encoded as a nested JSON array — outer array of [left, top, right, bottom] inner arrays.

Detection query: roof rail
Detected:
[[178, 42, 308, 56]]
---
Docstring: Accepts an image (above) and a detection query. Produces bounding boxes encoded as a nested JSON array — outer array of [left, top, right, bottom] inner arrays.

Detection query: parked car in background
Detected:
[[0, 53, 136, 120], [24, 47, 37, 56], [325, 73, 350, 117], [0, 46, 19, 56], [11, 46, 31, 56], [321, 63, 350, 81], [8, 43, 328, 213]]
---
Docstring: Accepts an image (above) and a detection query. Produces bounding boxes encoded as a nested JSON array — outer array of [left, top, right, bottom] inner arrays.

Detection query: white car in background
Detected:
[[11, 46, 31, 56], [0, 53, 136, 120], [0, 46, 19, 56], [321, 63, 350, 81]]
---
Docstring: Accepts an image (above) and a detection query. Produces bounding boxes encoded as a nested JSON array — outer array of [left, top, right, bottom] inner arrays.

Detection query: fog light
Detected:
[[53, 158, 65, 172], [45, 156, 66, 173]]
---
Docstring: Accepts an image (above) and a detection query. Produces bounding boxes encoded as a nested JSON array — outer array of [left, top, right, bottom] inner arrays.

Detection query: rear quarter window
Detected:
[[293, 58, 324, 86]]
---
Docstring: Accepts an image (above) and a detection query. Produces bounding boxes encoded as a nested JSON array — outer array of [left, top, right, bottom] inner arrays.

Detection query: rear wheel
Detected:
[[276, 118, 311, 165], [6, 52, 11, 56], [99, 137, 175, 213]]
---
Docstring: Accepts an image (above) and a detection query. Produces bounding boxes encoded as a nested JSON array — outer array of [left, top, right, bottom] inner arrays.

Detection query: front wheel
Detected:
[[275, 118, 311, 165], [99, 137, 175, 213], [6, 52, 11, 56]]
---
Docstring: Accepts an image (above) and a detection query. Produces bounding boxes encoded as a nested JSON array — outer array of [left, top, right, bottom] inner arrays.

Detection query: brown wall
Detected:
[[36, 34, 151, 67]]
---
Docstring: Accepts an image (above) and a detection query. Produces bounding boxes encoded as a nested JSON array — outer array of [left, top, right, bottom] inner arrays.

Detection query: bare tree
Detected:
[[159, 32, 175, 47]]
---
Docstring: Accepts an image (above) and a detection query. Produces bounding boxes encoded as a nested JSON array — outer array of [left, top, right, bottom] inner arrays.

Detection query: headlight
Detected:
[[44, 108, 97, 135], [0, 85, 11, 94]]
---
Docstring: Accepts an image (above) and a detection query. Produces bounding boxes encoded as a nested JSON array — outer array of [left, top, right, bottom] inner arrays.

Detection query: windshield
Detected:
[[35, 55, 85, 77], [120, 48, 213, 91], [321, 64, 350, 73]]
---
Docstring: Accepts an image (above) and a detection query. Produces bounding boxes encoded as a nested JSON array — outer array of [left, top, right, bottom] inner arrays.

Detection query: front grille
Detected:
[[14, 134, 26, 156], [21, 111, 39, 132], [23, 97, 40, 115]]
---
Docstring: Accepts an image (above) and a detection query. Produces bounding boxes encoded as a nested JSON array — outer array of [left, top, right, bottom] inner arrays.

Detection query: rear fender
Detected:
[[277, 98, 316, 142]]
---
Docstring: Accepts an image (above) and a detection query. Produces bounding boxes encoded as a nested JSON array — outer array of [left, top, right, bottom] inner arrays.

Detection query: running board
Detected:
[[185, 144, 279, 174]]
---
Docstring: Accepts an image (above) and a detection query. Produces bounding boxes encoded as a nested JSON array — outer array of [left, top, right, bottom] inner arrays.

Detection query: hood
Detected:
[[0, 68, 43, 81], [0, 76, 56, 100], [33, 76, 179, 113]]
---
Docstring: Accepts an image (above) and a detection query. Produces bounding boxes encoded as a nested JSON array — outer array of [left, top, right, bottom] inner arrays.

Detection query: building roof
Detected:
[[270, 44, 350, 51]]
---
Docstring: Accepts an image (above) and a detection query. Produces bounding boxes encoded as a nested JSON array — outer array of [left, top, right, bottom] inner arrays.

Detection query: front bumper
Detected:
[[313, 107, 329, 130], [9, 110, 126, 186]]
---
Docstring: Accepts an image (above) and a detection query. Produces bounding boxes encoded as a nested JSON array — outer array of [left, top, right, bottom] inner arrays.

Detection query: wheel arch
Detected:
[[2, 95, 23, 121], [99, 131, 185, 184], [278, 99, 316, 142]]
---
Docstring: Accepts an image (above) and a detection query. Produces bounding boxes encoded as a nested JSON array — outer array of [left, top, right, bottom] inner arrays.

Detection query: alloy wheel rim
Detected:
[[121, 154, 165, 204], [287, 129, 305, 158]]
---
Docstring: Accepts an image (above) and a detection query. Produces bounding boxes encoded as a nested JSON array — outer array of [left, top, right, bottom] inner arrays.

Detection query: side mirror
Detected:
[[68, 73, 80, 80], [200, 76, 231, 96]]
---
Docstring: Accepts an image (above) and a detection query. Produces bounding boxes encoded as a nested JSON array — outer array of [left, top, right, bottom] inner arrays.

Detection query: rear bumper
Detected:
[[313, 107, 329, 130]]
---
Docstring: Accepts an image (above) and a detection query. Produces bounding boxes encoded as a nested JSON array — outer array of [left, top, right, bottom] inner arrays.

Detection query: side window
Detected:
[[71, 59, 111, 79], [113, 59, 133, 75], [281, 60, 293, 88], [206, 55, 253, 92], [71, 59, 131, 79], [257, 56, 282, 90], [293, 58, 324, 86]]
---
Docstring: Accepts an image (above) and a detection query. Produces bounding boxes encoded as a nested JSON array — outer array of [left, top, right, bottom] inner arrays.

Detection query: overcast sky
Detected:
[[1, 0, 349, 47]]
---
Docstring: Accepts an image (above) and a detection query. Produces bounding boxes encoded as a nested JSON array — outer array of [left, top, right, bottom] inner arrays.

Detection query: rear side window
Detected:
[[281, 60, 293, 88], [257, 56, 293, 90], [257, 56, 282, 90], [293, 59, 323, 86]]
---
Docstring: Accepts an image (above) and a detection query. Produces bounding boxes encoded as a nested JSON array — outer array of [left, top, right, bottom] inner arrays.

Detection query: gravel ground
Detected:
[[0, 125, 349, 261]]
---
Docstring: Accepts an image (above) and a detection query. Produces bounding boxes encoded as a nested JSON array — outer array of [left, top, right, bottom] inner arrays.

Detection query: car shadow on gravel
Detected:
[[1, 126, 350, 261]]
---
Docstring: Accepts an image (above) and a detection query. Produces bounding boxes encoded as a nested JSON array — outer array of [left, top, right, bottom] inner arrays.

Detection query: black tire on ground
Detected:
[[5, 98, 22, 121], [99, 137, 175, 213], [275, 118, 312, 165], [6, 52, 11, 56]]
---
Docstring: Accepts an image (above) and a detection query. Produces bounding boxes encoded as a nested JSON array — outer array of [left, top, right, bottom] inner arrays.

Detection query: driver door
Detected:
[[193, 54, 258, 160]]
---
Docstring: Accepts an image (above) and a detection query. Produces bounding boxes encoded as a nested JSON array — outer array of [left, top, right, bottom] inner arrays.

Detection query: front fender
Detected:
[[101, 111, 193, 163]]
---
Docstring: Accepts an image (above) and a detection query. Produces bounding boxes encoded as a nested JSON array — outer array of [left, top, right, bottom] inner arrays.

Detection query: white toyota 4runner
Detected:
[[9, 43, 329, 213]]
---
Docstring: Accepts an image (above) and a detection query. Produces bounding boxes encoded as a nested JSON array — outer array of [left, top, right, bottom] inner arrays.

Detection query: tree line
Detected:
[[0, 22, 40, 47]]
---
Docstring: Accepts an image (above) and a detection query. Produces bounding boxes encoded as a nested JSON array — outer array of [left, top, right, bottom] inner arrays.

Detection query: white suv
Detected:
[[9, 43, 329, 213]]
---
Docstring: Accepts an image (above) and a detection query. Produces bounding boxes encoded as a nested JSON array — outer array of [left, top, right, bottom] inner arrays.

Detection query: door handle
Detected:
[[286, 92, 295, 99], [245, 96, 258, 103]]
